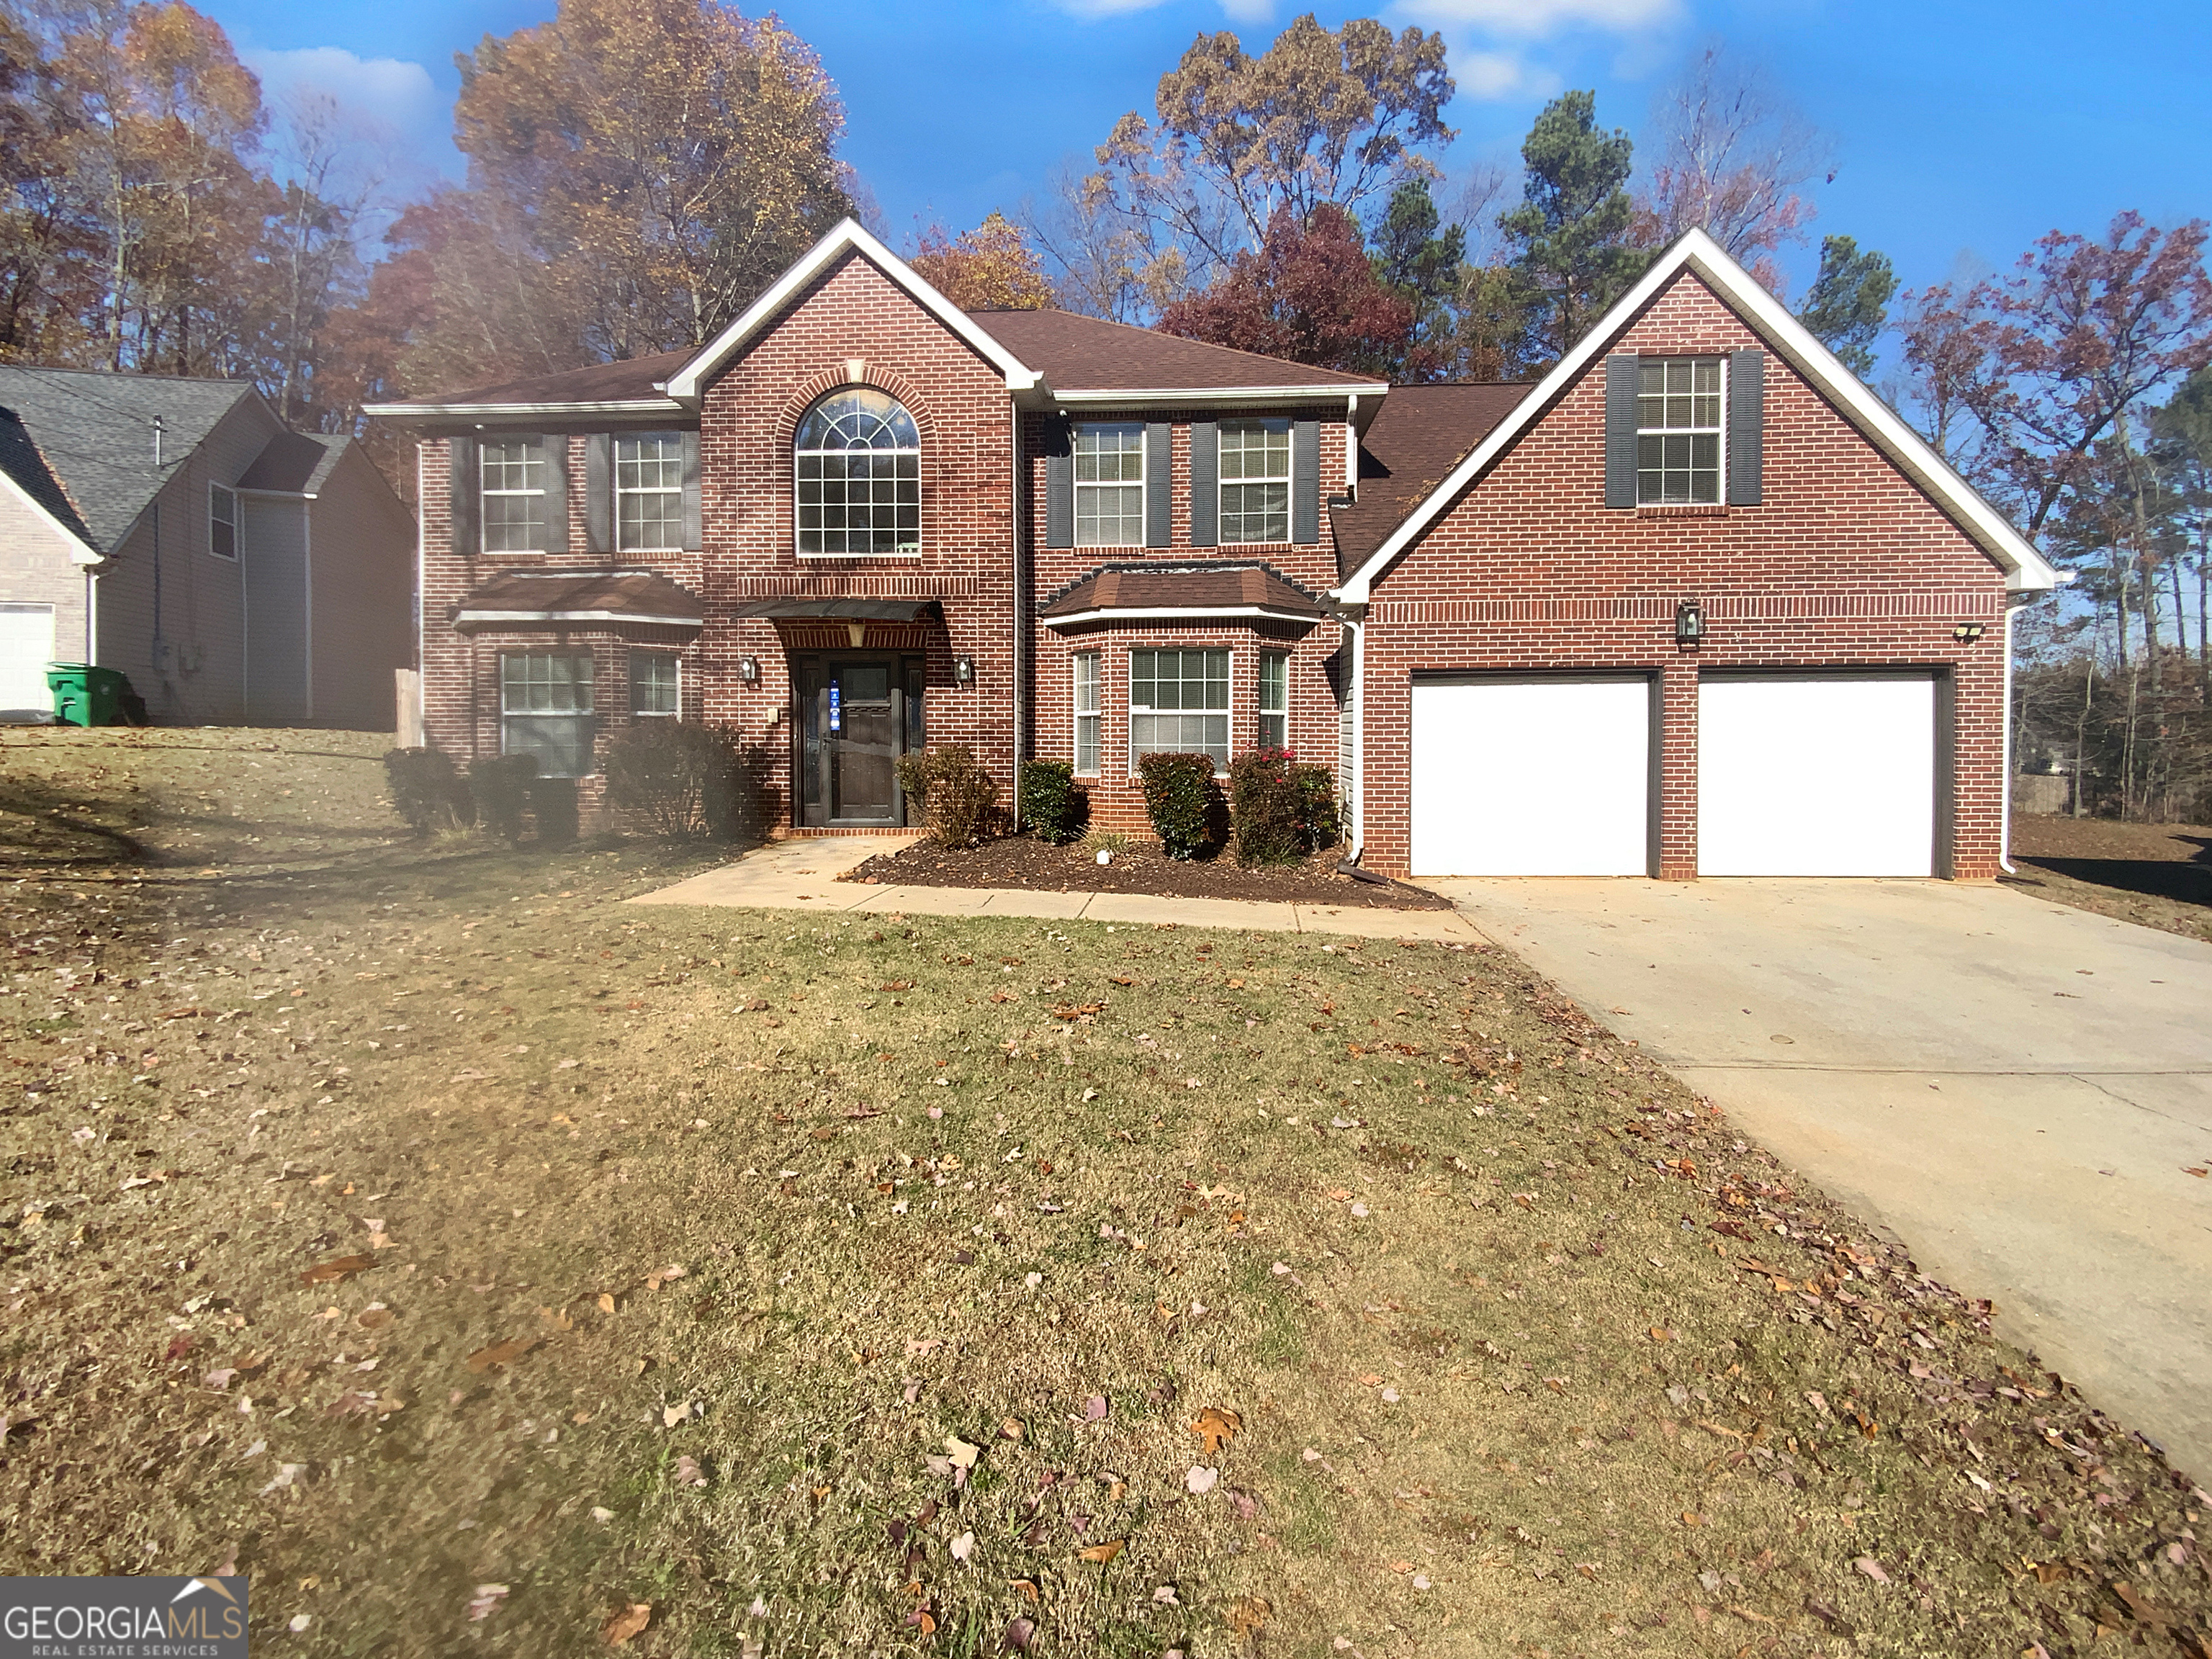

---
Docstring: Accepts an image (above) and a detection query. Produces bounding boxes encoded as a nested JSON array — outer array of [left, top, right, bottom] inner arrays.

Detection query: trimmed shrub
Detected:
[[895, 745, 999, 848], [1138, 751, 1220, 859], [604, 720, 744, 839], [1229, 746, 1300, 867], [529, 776, 578, 846], [1020, 759, 1087, 844], [1292, 762, 1341, 851], [470, 753, 537, 844], [382, 746, 471, 833]]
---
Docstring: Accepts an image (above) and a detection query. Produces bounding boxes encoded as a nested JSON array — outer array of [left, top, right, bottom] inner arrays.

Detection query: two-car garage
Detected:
[[1408, 672, 1940, 878]]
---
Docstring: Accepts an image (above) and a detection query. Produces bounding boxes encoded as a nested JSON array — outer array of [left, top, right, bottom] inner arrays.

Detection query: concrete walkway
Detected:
[[1432, 876, 2212, 1479], [631, 835, 1485, 943]]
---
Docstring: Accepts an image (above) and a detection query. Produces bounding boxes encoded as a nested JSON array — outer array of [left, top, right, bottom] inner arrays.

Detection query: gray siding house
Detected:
[[0, 367, 415, 727]]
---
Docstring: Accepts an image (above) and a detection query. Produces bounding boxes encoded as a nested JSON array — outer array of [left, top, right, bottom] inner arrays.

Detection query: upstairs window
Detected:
[[1219, 418, 1291, 544], [209, 484, 238, 560], [1074, 423, 1144, 547], [1637, 358, 1723, 505], [795, 388, 920, 554], [481, 439, 549, 552], [616, 434, 684, 551]]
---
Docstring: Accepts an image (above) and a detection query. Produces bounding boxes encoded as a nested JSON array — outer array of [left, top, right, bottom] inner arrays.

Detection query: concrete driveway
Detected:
[[1431, 877, 2212, 1480]]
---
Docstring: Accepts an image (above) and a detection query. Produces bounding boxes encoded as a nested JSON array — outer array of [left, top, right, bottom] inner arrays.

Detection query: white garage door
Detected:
[[1411, 677, 1650, 875], [1699, 675, 1936, 876], [0, 603, 55, 721]]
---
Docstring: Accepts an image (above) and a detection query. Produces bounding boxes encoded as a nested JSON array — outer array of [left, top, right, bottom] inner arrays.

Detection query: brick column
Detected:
[[1656, 658, 1699, 879]]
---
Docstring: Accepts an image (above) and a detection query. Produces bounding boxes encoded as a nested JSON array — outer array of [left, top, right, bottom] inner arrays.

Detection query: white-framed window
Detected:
[[1636, 357, 1725, 505], [1074, 422, 1144, 547], [1073, 652, 1101, 775], [481, 439, 549, 553], [1130, 647, 1229, 774], [500, 650, 595, 777], [629, 650, 680, 717], [795, 387, 920, 555], [1259, 652, 1289, 750], [1219, 418, 1291, 544], [209, 483, 238, 560], [616, 433, 684, 552]]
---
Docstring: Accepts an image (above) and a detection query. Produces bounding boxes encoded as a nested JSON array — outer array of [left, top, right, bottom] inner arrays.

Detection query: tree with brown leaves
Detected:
[[909, 212, 1051, 311]]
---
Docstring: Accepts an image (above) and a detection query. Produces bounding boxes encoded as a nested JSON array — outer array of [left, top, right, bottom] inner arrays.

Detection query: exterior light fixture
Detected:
[[1952, 623, 1986, 643], [1674, 599, 1707, 648], [953, 654, 976, 685], [738, 655, 760, 683]]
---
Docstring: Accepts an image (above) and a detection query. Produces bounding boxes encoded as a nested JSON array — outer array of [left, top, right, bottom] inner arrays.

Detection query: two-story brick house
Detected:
[[367, 219, 2059, 880]]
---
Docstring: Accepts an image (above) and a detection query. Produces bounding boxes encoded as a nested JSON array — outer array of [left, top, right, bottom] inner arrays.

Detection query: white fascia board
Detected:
[[1043, 604, 1322, 629], [667, 218, 1042, 400], [456, 608, 704, 628], [361, 398, 685, 421], [1048, 383, 1388, 407], [1331, 227, 2062, 604], [0, 465, 102, 565]]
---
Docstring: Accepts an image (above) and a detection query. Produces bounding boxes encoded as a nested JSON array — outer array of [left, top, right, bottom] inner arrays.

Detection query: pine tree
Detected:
[[1498, 91, 1650, 367], [1797, 234, 1897, 377]]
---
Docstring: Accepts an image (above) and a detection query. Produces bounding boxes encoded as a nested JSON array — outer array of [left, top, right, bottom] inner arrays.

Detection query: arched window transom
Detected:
[[795, 387, 920, 554]]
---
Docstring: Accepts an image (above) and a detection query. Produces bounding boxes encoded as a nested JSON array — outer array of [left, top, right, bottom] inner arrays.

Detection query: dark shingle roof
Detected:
[[1040, 560, 1326, 622], [969, 308, 1383, 392], [444, 350, 696, 410], [0, 366, 250, 552], [0, 406, 93, 547], [1329, 382, 1536, 578], [236, 431, 347, 495], [452, 570, 706, 627]]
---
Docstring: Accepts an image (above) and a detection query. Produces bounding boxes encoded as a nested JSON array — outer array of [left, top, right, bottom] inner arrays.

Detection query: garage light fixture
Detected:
[[953, 654, 976, 685], [1674, 599, 1707, 648], [1952, 623, 1986, 643], [738, 655, 760, 683]]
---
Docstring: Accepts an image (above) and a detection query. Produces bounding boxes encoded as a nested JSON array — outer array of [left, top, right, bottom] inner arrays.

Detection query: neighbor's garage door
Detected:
[[1698, 674, 1936, 876], [0, 603, 55, 722], [1411, 676, 1650, 875]]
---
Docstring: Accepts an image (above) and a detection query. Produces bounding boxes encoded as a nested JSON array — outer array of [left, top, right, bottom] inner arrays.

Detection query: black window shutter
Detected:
[[680, 431, 702, 549], [1043, 418, 1073, 549], [538, 436, 570, 554], [585, 434, 613, 554], [449, 434, 477, 554], [1143, 421, 1171, 548], [1188, 421, 1218, 547], [1604, 355, 1640, 509], [1727, 349, 1764, 506], [1292, 418, 1320, 544]]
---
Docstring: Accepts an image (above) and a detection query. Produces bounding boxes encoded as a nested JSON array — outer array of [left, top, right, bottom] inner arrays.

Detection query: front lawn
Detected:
[[3, 729, 2206, 1656]]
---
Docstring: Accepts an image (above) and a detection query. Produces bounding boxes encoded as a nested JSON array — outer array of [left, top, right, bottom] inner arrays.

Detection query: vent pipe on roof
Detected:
[[152, 415, 163, 469]]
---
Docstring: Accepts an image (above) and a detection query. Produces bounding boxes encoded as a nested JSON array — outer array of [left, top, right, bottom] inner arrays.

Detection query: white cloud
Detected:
[[1050, 0, 1176, 17], [1395, 0, 1682, 36], [1218, 0, 1277, 21], [244, 47, 442, 139], [1452, 49, 1564, 99]]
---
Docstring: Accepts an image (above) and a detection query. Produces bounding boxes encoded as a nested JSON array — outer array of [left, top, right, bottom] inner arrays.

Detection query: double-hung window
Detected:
[[629, 651, 679, 718], [481, 439, 549, 552], [1219, 418, 1291, 544], [1074, 423, 1144, 547], [500, 651, 595, 777], [1258, 652, 1289, 750], [209, 484, 238, 560], [1073, 653, 1101, 775], [616, 434, 684, 551], [1636, 358, 1724, 505], [1130, 648, 1229, 773]]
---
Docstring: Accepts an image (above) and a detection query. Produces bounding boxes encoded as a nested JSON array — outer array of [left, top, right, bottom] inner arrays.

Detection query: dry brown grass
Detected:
[[1, 730, 2208, 1657]]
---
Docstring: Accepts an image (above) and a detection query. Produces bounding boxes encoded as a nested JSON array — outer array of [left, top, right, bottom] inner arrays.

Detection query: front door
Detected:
[[796, 654, 924, 827]]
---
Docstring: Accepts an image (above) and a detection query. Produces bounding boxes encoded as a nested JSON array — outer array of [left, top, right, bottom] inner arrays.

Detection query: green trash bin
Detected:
[[47, 663, 130, 727]]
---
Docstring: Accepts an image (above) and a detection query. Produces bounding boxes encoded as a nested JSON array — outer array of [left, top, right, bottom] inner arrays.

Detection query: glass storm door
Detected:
[[796, 655, 920, 827]]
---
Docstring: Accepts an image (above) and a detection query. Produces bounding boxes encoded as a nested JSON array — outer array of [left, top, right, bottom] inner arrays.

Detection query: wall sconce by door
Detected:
[[1675, 599, 1707, 648], [953, 654, 976, 685], [737, 655, 760, 684]]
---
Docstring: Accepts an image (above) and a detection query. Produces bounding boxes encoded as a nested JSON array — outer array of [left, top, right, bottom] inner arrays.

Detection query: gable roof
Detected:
[[968, 307, 1385, 403], [1331, 228, 2063, 602], [0, 365, 251, 553], [1329, 383, 1534, 580], [0, 405, 96, 557], [236, 430, 350, 495]]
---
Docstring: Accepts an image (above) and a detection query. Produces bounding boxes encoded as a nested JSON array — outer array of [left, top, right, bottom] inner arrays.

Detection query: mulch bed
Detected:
[[842, 834, 1452, 910]]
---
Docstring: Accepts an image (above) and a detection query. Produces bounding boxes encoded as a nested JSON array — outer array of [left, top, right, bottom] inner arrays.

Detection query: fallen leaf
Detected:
[[356, 1308, 394, 1331], [944, 1434, 981, 1470], [1681, 1511, 1704, 1528], [203, 1367, 237, 1391], [1079, 1393, 1108, 1423], [644, 1264, 686, 1292], [467, 1584, 509, 1622], [1076, 1539, 1125, 1565], [950, 1531, 976, 1563], [1002, 1616, 1036, 1652], [1228, 1596, 1272, 1636], [1855, 1557, 1889, 1583], [1191, 1406, 1242, 1455], [662, 1401, 698, 1428], [999, 1417, 1025, 1442], [1186, 1465, 1218, 1495], [464, 1337, 538, 1374], [598, 1293, 618, 1314], [300, 1254, 374, 1287], [601, 1603, 651, 1646], [674, 1455, 707, 1487], [2112, 1583, 2172, 1627]]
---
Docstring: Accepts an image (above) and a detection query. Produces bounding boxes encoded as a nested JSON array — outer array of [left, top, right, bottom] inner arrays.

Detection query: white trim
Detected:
[[1217, 415, 1294, 546], [667, 218, 1043, 400], [457, 608, 705, 627], [1072, 649, 1101, 776], [2000, 601, 2020, 875], [1126, 644, 1233, 777], [301, 498, 314, 724], [1043, 603, 1321, 629], [362, 397, 683, 419], [1632, 353, 1727, 507], [0, 463, 101, 565], [1051, 384, 1385, 407], [207, 482, 238, 561], [1331, 228, 2063, 603], [627, 646, 683, 717], [1072, 419, 1146, 549], [613, 432, 686, 554], [1258, 647, 1290, 750]]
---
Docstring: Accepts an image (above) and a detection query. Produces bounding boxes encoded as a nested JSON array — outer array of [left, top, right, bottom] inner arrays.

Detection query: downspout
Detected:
[[1346, 613, 1365, 861], [239, 500, 250, 719], [1010, 395, 1024, 830], [1999, 599, 2019, 875], [414, 442, 427, 741], [85, 565, 97, 663], [302, 497, 315, 724]]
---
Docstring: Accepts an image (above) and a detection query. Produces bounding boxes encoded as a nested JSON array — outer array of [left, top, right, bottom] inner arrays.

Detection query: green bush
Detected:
[[530, 776, 578, 847], [1292, 762, 1341, 851], [603, 720, 744, 838], [1138, 751, 1220, 859], [1229, 746, 1300, 867], [1019, 759, 1087, 844], [382, 746, 471, 834], [470, 753, 537, 844], [895, 745, 999, 848]]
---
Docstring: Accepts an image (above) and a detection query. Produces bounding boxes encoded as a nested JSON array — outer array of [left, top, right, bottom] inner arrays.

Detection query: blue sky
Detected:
[[218, 0, 2208, 307]]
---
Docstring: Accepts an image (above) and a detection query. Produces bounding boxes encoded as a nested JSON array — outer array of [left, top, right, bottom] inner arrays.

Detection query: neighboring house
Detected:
[[0, 366, 415, 728], [366, 220, 2059, 879]]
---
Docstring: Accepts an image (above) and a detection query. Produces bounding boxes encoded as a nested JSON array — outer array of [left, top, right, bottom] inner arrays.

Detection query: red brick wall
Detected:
[[1354, 269, 2015, 879]]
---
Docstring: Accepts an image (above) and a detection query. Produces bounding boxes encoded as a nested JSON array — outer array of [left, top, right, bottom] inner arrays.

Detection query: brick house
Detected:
[[367, 220, 2059, 878]]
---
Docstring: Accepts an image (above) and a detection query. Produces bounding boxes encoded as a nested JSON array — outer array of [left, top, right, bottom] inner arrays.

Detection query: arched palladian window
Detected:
[[794, 387, 920, 554]]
